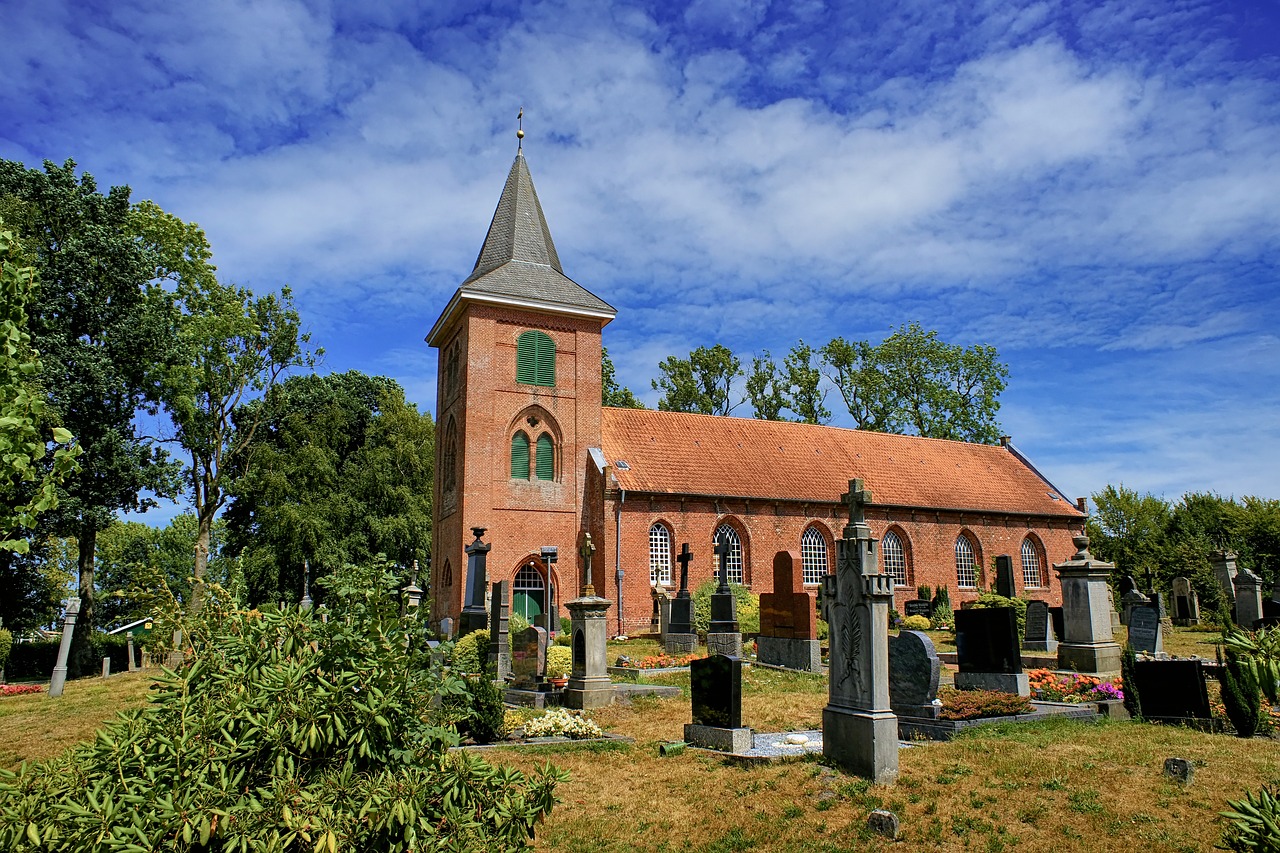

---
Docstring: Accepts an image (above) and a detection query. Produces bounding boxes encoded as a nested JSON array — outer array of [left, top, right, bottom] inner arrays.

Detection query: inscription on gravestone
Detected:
[[904, 600, 933, 619], [1023, 600, 1057, 653], [1132, 659, 1211, 722], [690, 654, 742, 729], [1127, 605, 1163, 656], [955, 608, 1022, 674]]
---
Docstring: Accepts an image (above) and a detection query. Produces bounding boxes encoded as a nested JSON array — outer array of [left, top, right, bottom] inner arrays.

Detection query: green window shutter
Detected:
[[516, 330, 555, 386], [510, 432, 530, 479], [535, 433, 554, 480], [534, 332, 555, 386]]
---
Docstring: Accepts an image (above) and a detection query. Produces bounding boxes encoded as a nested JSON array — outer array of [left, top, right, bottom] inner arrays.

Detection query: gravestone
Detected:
[[684, 654, 750, 752], [510, 626, 548, 690], [1172, 577, 1199, 626], [101, 657, 111, 679], [954, 607, 1028, 695], [126, 635, 137, 672], [823, 478, 898, 784], [565, 533, 615, 710], [1049, 607, 1065, 643], [1234, 569, 1265, 629], [903, 599, 933, 620], [1023, 600, 1058, 653], [1127, 605, 1164, 656], [651, 586, 671, 638], [1132, 659, 1211, 723], [757, 551, 821, 672], [488, 580, 511, 680], [1119, 574, 1138, 597], [48, 598, 80, 699], [994, 555, 1016, 599], [1055, 535, 1122, 676], [707, 534, 743, 657], [1211, 550, 1239, 608], [888, 630, 941, 718], [665, 544, 698, 654], [460, 528, 491, 636], [439, 616, 455, 640], [1120, 589, 1149, 626]]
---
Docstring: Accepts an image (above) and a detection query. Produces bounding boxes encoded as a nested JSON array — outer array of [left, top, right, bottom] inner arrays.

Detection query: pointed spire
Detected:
[[466, 152, 563, 282]]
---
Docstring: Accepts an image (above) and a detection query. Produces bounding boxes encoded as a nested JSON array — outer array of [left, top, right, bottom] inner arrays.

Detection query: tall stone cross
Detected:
[[676, 543, 693, 595], [579, 532, 596, 596], [841, 478, 873, 526], [714, 534, 731, 593]]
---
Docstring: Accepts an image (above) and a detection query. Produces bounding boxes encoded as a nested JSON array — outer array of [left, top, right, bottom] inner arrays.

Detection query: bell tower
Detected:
[[426, 137, 616, 628]]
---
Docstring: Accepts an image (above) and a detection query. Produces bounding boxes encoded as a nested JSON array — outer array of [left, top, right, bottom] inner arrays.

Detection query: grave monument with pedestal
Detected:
[[1055, 534, 1122, 677], [565, 533, 615, 710], [665, 543, 699, 654]]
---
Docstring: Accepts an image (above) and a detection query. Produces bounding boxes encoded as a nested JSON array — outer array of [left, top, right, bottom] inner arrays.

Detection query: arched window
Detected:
[[441, 560, 453, 588], [1021, 536, 1044, 589], [442, 418, 457, 494], [510, 431, 530, 479], [649, 523, 672, 586], [801, 527, 827, 585], [513, 563, 546, 621], [516, 330, 555, 386], [535, 433, 554, 481], [882, 530, 908, 588], [955, 534, 978, 589], [713, 524, 744, 585]]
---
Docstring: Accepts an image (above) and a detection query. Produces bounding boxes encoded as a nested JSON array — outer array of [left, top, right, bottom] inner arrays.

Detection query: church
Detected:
[[426, 146, 1086, 636]]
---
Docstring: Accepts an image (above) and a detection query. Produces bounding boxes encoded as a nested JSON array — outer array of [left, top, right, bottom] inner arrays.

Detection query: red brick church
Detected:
[[426, 149, 1085, 635]]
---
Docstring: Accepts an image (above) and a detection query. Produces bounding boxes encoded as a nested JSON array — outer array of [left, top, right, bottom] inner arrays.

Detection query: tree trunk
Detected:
[[69, 524, 97, 677], [188, 500, 215, 617]]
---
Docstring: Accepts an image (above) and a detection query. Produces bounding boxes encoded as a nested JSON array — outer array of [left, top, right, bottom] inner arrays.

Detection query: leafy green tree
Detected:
[[745, 351, 785, 420], [224, 372, 431, 605], [601, 347, 644, 408], [746, 341, 830, 424], [1087, 484, 1171, 578], [653, 344, 743, 415], [820, 337, 901, 433], [0, 160, 179, 669], [0, 538, 73, 635], [0, 222, 81, 553]]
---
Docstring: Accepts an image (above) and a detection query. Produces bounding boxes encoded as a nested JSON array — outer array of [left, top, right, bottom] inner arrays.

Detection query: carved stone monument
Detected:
[[888, 630, 941, 719], [665, 543, 698, 654], [822, 479, 898, 784], [1054, 534, 1122, 676], [1211, 550, 1239, 609], [994, 555, 1016, 599], [706, 533, 743, 658], [954, 608, 1029, 696], [565, 532, 614, 709], [488, 580, 511, 680], [1127, 604, 1164, 656], [48, 598, 80, 699], [1235, 568, 1265, 629], [1171, 577, 1200, 626], [757, 551, 820, 672], [460, 528, 491, 636]]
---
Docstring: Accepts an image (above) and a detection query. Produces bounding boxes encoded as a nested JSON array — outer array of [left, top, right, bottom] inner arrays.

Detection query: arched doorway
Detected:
[[513, 560, 547, 622]]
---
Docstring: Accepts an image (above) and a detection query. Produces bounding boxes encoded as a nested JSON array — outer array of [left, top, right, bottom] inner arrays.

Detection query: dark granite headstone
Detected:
[[1172, 577, 1199, 625], [954, 608, 1021, 674], [904, 599, 933, 619], [510, 626, 547, 689], [1132, 659, 1211, 722], [1023, 600, 1057, 652], [1128, 605, 1162, 655], [1119, 575, 1137, 597], [889, 630, 941, 717], [994, 555, 1015, 599], [690, 654, 742, 729], [1049, 606, 1065, 644]]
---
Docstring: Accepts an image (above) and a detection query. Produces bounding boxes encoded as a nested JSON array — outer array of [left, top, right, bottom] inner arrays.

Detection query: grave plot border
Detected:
[[896, 702, 1100, 741]]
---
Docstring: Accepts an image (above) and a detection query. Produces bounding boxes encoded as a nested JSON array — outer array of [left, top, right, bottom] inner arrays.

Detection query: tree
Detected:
[[0, 538, 73, 635], [0, 160, 178, 669], [159, 274, 315, 612], [601, 347, 644, 408], [820, 337, 901, 432], [653, 344, 743, 415], [0, 221, 81, 553], [745, 351, 785, 421], [745, 341, 830, 424], [1087, 484, 1171, 578], [224, 372, 431, 605]]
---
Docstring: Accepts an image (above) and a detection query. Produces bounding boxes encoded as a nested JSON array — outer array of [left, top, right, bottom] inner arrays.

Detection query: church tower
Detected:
[[426, 146, 616, 629]]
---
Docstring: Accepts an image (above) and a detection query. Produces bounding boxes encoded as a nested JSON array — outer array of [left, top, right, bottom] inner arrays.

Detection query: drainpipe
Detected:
[[615, 486, 625, 636]]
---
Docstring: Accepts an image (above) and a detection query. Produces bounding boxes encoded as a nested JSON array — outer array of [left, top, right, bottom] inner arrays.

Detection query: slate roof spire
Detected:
[[465, 150, 564, 282]]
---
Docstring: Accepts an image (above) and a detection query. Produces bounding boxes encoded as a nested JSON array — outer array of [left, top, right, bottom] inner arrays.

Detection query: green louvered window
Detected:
[[535, 433, 554, 480], [510, 431, 530, 479], [516, 330, 555, 386]]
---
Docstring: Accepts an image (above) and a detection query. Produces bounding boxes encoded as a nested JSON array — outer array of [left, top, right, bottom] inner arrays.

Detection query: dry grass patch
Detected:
[[0, 670, 151, 770]]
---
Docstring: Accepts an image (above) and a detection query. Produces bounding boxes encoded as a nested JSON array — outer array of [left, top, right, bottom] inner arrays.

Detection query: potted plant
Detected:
[[546, 646, 571, 687]]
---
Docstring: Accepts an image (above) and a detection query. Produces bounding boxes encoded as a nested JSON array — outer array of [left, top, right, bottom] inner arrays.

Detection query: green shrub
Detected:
[[816, 618, 829, 642], [693, 580, 759, 635], [546, 645, 572, 678], [917, 585, 932, 602], [0, 561, 566, 852], [1220, 646, 1267, 738], [937, 687, 1033, 720], [451, 628, 490, 675], [467, 673, 507, 745], [970, 593, 1028, 638], [0, 629, 12, 676], [1222, 785, 1280, 852], [902, 615, 931, 631], [508, 611, 530, 637], [1121, 643, 1142, 720], [553, 631, 572, 647]]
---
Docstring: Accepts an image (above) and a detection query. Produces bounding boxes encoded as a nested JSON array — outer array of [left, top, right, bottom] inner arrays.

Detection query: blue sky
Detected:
[[3, 0, 1278, 521]]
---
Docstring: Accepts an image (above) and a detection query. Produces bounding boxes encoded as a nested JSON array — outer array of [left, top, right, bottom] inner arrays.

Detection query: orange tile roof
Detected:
[[601, 408, 1082, 519]]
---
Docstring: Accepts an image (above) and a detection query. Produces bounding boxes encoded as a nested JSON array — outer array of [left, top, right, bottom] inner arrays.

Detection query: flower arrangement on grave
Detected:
[[937, 687, 1033, 720], [1027, 669, 1124, 703], [523, 708, 604, 739], [545, 645, 572, 680], [0, 684, 42, 697], [616, 652, 704, 669]]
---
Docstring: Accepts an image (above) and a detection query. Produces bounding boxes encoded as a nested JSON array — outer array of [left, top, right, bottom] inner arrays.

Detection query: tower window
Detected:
[[516, 330, 555, 386], [535, 433, 554, 480], [511, 431, 530, 479]]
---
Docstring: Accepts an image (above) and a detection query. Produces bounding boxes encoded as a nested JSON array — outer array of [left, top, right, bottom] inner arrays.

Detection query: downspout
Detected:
[[615, 485, 625, 637]]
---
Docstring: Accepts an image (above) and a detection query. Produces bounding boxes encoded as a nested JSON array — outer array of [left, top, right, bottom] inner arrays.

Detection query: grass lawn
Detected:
[[1, 627, 1269, 852]]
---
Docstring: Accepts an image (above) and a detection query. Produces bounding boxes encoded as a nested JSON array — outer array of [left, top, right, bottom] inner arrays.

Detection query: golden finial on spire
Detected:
[[516, 106, 524, 150]]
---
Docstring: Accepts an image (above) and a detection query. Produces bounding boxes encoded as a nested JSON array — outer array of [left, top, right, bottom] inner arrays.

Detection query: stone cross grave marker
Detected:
[[684, 654, 750, 753], [994, 555, 1016, 599], [888, 630, 941, 719], [510, 625, 548, 690], [665, 543, 698, 654], [758, 550, 820, 672], [954, 607, 1029, 695], [579, 532, 596, 596], [1127, 604, 1164, 656], [707, 532, 741, 657], [1023, 600, 1058, 653], [488, 580, 511, 679], [1172, 577, 1199, 625], [822, 477, 898, 784]]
